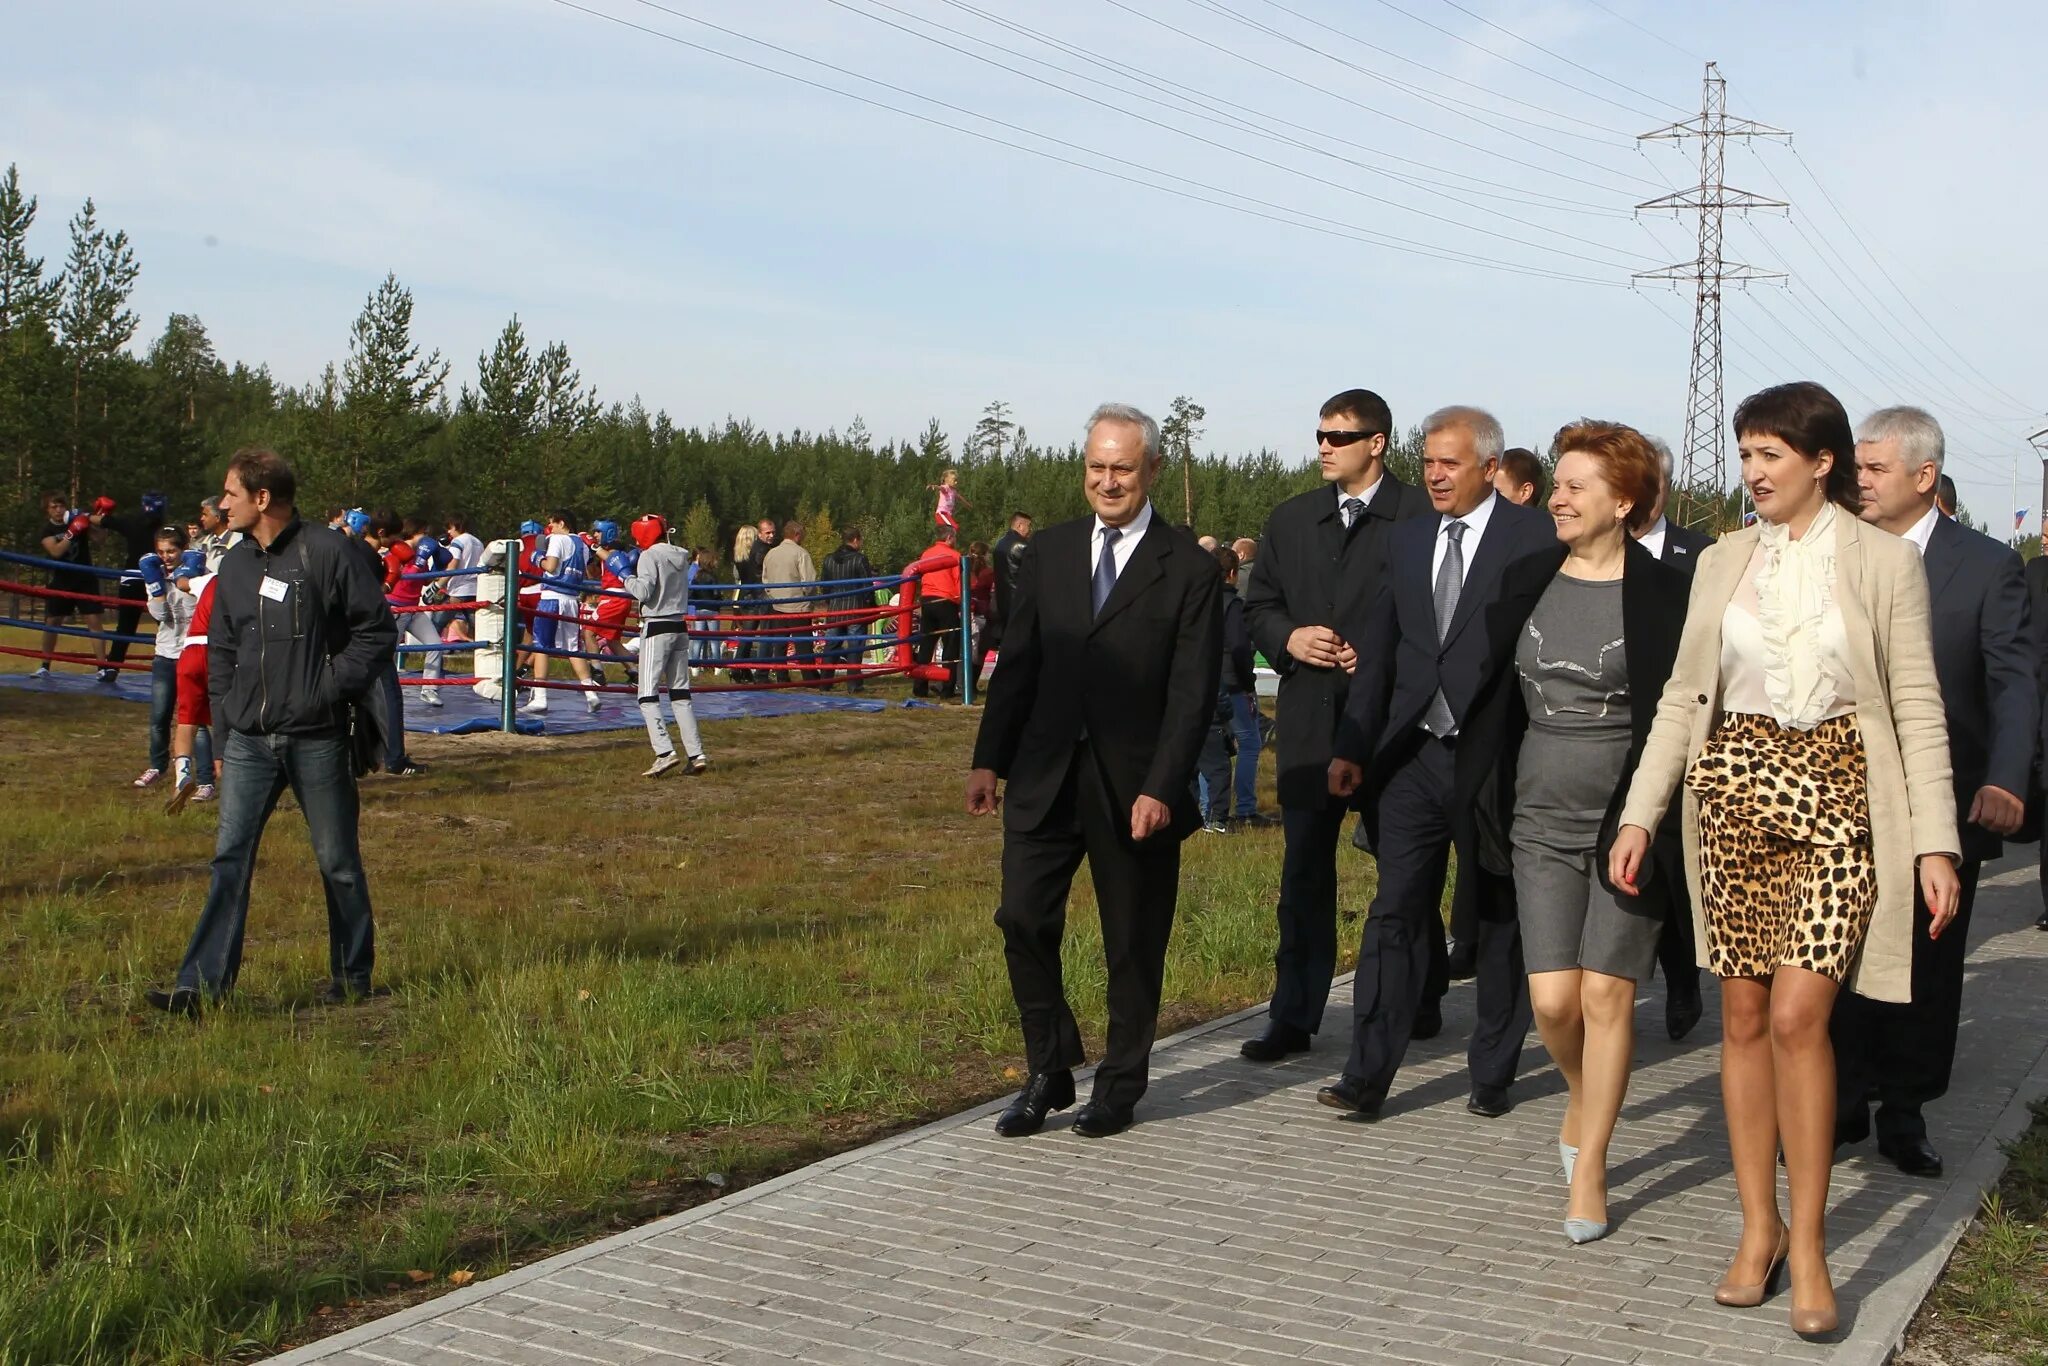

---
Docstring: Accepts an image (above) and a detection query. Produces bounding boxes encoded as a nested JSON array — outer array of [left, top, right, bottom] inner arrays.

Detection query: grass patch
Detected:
[[0, 684, 1375, 1363], [1909, 1097, 2048, 1366]]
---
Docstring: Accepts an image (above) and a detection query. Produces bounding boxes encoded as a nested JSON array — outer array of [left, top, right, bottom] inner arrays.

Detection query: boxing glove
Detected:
[[90, 495, 116, 517], [138, 552, 168, 598], [605, 549, 637, 580], [67, 512, 92, 537], [175, 549, 207, 581]]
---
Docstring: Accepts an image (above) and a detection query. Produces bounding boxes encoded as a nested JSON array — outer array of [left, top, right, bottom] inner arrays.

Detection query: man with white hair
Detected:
[[1631, 436, 1716, 1041], [1832, 405, 2037, 1178]]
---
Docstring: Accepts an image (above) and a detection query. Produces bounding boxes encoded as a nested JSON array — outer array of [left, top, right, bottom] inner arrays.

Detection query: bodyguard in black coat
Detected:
[[968, 405, 1223, 1139], [1324, 407, 1560, 1118], [1241, 389, 1432, 1059], [2028, 554, 2048, 932], [1833, 410, 2039, 1177]]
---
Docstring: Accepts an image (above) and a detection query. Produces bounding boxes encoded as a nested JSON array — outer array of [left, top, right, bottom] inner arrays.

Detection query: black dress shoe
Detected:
[[1240, 1024, 1311, 1061], [1069, 1099, 1134, 1138], [2037, 909, 2048, 931], [1834, 1105, 1871, 1152], [1316, 1076, 1382, 1119], [1879, 1133, 1944, 1178], [1665, 975, 1704, 1041], [144, 987, 203, 1018], [1467, 1084, 1512, 1118], [1410, 1005, 1443, 1040], [993, 1070, 1075, 1137], [1445, 941, 1478, 982]]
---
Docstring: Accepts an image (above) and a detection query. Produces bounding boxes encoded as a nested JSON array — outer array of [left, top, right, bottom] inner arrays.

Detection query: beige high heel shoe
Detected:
[[1714, 1228, 1790, 1308]]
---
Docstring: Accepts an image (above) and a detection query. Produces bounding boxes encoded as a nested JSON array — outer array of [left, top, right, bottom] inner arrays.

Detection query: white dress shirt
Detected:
[[1091, 500, 1153, 581], [1430, 490, 1500, 586], [1638, 515, 1669, 560], [1336, 476, 1383, 526], [1900, 502, 1941, 557]]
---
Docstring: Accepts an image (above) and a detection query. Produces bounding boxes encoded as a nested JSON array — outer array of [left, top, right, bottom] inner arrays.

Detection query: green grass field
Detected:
[[0, 678, 1374, 1364]]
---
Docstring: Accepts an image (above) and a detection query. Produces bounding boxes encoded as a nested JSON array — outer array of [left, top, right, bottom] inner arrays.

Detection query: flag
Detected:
[[2017, 508, 2030, 532]]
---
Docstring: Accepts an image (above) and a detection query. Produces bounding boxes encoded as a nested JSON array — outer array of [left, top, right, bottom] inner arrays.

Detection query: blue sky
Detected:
[[11, 0, 2047, 531]]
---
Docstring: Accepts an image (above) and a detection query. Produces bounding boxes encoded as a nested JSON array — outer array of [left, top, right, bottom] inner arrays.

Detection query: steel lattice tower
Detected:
[[1636, 64, 1789, 518]]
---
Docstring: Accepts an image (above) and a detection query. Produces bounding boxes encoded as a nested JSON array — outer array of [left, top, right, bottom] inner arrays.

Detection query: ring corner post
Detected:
[[500, 543, 517, 734], [958, 551, 973, 707]]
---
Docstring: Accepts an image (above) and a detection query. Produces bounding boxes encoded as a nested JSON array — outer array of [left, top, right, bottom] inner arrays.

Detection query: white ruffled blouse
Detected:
[[1720, 501, 1857, 729]]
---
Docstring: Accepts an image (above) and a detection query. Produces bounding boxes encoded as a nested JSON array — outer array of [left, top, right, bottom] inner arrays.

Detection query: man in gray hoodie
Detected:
[[623, 514, 708, 778]]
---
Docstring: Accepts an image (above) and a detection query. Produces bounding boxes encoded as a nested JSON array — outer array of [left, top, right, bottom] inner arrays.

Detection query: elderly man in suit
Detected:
[[1241, 388, 1431, 1061], [1633, 437, 1717, 1041], [967, 403, 1223, 1139], [1325, 405, 1559, 1119], [1830, 406, 2038, 1177]]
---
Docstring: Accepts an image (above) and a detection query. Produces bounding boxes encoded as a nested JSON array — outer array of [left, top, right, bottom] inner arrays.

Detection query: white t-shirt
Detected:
[[541, 532, 587, 607], [447, 532, 486, 597]]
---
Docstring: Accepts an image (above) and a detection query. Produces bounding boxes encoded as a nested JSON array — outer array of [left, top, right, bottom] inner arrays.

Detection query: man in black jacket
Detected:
[[101, 491, 169, 680], [1241, 388, 1431, 1060], [1325, 405, 1557, 1119], [968, 403, 1222, 1139], [988, 511, 1033, 652], [2029, 553, 2048, 933], [146, 449, 397, 1015], [1833, 407, 2039, 1176], [819, 527, 878, 691], [1634, 440, 1715, 1040]]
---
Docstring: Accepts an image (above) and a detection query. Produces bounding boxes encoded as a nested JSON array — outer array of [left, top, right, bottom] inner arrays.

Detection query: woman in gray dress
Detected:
[[1505, 421, 1687, 1245]]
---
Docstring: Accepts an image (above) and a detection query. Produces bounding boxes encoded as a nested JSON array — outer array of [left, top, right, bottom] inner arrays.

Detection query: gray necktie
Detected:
[[1092, 527, 1122, 616], [1341, 497, 1365, 531], [1423, 519, 1465, 735]]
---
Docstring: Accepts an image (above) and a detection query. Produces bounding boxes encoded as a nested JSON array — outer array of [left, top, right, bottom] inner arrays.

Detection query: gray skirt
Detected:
[[1512, 729, 1661, 980]]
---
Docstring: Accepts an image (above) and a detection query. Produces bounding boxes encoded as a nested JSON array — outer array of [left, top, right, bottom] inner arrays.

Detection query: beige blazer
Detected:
[[1617, 514, 1959, 1003]]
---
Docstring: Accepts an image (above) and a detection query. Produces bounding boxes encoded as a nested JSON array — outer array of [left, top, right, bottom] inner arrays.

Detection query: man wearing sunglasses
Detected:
[[1239, 390, 1431, 1062]]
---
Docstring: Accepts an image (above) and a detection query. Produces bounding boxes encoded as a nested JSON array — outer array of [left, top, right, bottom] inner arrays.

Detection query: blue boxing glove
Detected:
[[605, 549, 637, 580], [138, 552, 168, 598], [174, 549, 207, 582], [412, 534, 444, 572]]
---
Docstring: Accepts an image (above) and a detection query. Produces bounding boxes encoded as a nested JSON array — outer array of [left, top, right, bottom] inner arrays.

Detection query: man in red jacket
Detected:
[[905, 525, 963, 698]]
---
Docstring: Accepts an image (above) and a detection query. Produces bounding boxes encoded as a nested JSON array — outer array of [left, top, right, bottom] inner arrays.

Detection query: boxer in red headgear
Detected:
[[620, 514, 706, 777]]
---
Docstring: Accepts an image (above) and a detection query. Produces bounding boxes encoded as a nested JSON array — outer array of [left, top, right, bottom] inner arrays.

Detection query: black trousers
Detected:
[[995, 744, 1179, 1111], [1344, 736, 1529, 1099], [107, 580, 147, 665], [913, 599, 960, 697], [1831, 860, 1982, 1139], [1272, 802, 1346, 1034], [1653, 838, 1700, 989]]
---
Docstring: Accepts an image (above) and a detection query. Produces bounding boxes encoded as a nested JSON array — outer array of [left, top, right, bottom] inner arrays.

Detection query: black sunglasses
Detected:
[[1316, 429, 1381, 448]]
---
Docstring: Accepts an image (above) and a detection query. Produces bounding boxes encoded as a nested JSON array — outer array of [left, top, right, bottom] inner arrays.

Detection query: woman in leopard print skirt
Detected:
[[1608, 382, 1961, 1342]]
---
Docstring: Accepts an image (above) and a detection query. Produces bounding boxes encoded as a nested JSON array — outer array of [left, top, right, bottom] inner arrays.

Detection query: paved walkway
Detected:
[[274, 862, 2048, 1366]]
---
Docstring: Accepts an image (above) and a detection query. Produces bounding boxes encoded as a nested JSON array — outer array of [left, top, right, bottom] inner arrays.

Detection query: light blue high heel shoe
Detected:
[[1564, 1217, 1611, 1245], [1559, 1140, 1578, 1186]]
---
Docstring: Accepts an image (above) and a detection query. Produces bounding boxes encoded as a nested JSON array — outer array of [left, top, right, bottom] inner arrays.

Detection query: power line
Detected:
[[1420, 0, 1693, 116], [546, 0, 1629, 287], [1574, 0, 1705, 64], [820, 0, 1658, 270]]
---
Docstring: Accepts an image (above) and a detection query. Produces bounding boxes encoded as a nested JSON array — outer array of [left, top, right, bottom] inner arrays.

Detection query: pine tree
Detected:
[[0, 165, 59, 332], [340, 272, 448, 504], [0, 164, 64, 521], [968, 399, 1013, 462], [56, 197, 141, 496], [148, 313, 222, 427], [680, 499, 719, 566], [1161, 395, 1206, 529]]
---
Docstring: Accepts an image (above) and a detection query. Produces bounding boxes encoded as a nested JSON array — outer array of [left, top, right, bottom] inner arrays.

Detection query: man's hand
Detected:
[[1968, 784, 2025, 837], [1334, 642, 1358, 675], [1328, 758, 1362, 798], [1920, 854, 1962, 938], [1130, 795, 1171, 842], [1287, 625, 1345, 669], [1607, 824, 1651, 896], [966, 768, 1001, 816]]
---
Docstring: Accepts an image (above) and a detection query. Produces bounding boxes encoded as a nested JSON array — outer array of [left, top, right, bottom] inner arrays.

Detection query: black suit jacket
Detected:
[[1469, 540, 1690, 899], [1335, 494, 1559, 783], [1243, 473, 1433, 808], [991, 528, 1029, 632], [1921, 515, 2037, 863], [1657, 520, 1714, 574], [972, 511, 1224, 842]]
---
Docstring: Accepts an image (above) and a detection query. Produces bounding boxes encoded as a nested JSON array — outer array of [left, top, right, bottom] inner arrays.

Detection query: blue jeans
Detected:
[[177, 728, 376, 996], [823, 620, 866, 682], [1228, 691, 1263, 817], [377, 664, 408, 769], [149, 656, 177, 770], [1194, 692, 1265, 821]]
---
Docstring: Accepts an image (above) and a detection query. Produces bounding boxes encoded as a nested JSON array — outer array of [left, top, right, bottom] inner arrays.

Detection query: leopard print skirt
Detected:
[[1684, 712, 1878, 983]]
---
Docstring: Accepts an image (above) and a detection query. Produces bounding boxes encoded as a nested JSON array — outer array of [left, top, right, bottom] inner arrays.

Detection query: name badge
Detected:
[[259, 576, 291, 602]]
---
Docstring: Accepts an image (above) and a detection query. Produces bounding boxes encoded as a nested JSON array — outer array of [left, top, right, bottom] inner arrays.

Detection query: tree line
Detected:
[[2, 165, 1392, 577]]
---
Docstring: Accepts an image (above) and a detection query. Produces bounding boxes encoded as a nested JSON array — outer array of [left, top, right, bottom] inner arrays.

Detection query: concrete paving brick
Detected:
[[269, 868, 2048, 1366]]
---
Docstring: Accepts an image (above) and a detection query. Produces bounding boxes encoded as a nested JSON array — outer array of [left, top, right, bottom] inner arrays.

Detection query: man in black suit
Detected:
[[1240, 389, 1431, 1061], [968, 403, 1223, 1139], [989, 511, 1033, 643], [1833, 406, 2038, 1177], [1633, 439, 1715, 1041], [2028, 554, 2048, 933], [1324, 405, 1558, 1119]]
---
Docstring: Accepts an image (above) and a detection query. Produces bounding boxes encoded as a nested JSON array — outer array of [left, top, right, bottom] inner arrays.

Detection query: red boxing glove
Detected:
[[90, 495, 116, 517], [67, 513, 92, 537]]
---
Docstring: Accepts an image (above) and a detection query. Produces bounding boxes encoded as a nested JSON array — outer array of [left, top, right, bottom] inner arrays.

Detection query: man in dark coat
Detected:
[[1240, 388, 1430, 1060], [968, 403, 1222, 1139], [1833, 407, 2039, 1177]]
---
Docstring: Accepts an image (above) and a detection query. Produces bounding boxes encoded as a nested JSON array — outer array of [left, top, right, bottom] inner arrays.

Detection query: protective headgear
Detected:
[[141, 491, 167, 519], [174, 549, 207, 579], [344, 508, 371, 537], [520, 519, 543, 537], [592, 519, 621, 548], [630, 514, 668, 551]]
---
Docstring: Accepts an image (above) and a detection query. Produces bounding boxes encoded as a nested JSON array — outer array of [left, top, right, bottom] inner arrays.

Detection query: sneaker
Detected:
[[133, 768, 163, 789], [585, 693, 601, 715], [420, 687, 442, 708], [29, 665, 50, 678], [644, 752, 681, 778], [165, 779, 198, 815], [1201, 821, 1231, 835], [519, 696, 549, 713], [96, 667, 119, 684], [193, 784, 216, 803], [685, 755, 710, 776], [390, 761, 424, 777], [591, 664, 608, 686]]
